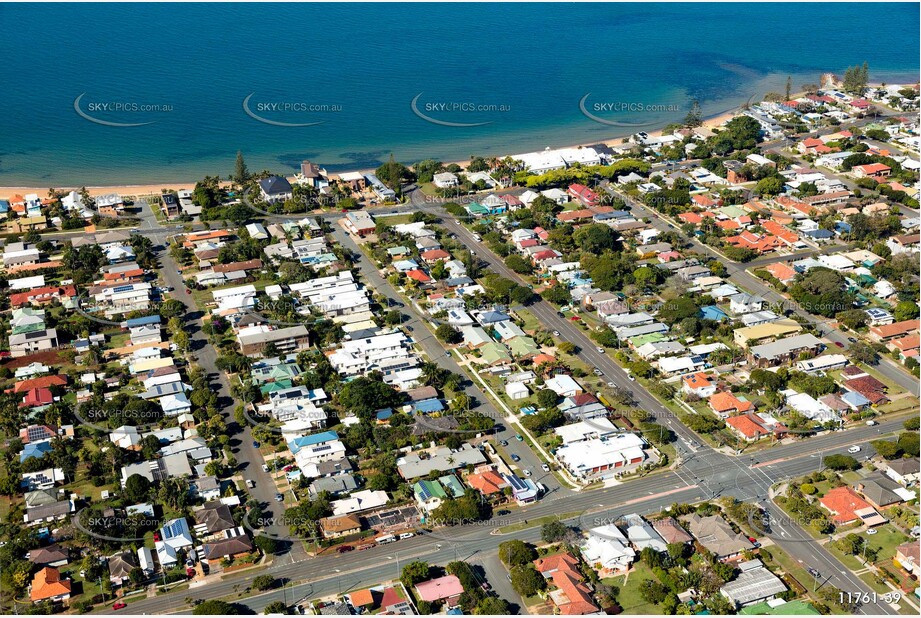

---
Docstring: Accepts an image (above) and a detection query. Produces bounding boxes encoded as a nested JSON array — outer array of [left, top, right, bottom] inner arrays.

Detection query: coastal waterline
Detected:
[[1, 2, 918, 186]]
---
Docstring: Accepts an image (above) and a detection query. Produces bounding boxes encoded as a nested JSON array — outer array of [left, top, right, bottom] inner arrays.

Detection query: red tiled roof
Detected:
[[726, 414, 768, 439], [405, 269, 432, 283], [420, 249, 450, 262], [854, 163, 891, 175], [762, 220, 800, 245], [533, 249, 560, 261], [14, 375, 67, 393], [765, 262, 797, 282], [23, 387, 53, 407], [557, 209, 595, 222], [10, 285, 77, 308], [693, 195, 716, 207], [30, 567, 71, 602], [870, 319, 919, 340], [709, 391, 754, 414], [467, 470, 507, 495], [683, 372, 713, 390], [820, 487, 872, 524]]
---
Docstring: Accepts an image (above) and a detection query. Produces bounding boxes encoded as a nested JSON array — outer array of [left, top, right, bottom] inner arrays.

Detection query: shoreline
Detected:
[[0, 79, 896, 197], [0, 108, 740, 198]]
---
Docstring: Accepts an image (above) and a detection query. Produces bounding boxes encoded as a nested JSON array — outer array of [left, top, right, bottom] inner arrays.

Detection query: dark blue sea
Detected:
[[1, 2, 917, 185]]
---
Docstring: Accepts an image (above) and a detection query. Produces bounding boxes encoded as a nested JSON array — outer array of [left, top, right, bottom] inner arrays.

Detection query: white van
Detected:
[[375, 534, 397, 544]]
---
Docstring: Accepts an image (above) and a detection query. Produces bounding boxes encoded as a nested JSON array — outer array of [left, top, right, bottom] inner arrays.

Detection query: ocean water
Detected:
[[0, 2, 917, 186]]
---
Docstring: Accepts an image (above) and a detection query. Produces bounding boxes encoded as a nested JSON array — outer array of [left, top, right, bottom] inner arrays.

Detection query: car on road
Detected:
[[541, 463, 550, 472], [113, 602, 128, 611], [848, 445, 861, 453], [252, 441, 260, 448], [523, 469, 532, 477], [593, 368, 603, 376], [596, 346, 605, 354], [336, 545, 354, 553], [274, 493, 284, 502], [399, 532, 415, 540], [607, 381, 616, 388], [510, 454, 521, 462], [557, 311, 565, 318], [848, 337, 857, 343], [866, 420, 877, 426], [552, 330, 561, 337], [496, 509, 511, 516], [500, 440, 508, 447], [261, 464, 270, 473], [472, 233, 481, 242], [480, 582, 491, 592], [245, 479, 255, 488], [807, 567, 820, 578], [834, 341, 844, 348], [628, 375, 636, 381], [515, 434, 523, 441]]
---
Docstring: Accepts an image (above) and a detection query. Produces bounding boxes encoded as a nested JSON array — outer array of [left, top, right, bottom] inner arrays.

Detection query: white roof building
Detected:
[[555, 418, 618, 444], [556, 433, 647, 480], [331, 490, 389, 516], [545, 375, 582, 397], [581, 525, 636, 573]]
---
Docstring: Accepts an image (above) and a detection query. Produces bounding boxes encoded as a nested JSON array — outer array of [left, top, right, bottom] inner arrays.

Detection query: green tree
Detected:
[[124, 474, 151, 503], [894, 301, 920, 321], [401, 561, 431, 589], [505, 254, 534, 275], [541, 520, 569, 543], [509, 564, 546, 596], [498, 539, 537, 567], [194, 600, 238, 615], [849, 342, 878, 365], [823, 454, 860, 471], [436, 323, 461, 344], [252, 575, 276, 591], [263, 601, 289, 615], [871, 439, 902, 460], [233, 151, 249, 184]]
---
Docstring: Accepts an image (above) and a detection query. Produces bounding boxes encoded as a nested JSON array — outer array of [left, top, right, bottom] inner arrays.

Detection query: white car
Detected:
[[866, 528, 878, 535], [596, 346, 605, 354], [848, 446, 861, 454], [399, 532, 415, 540], [523, 469, 532, 477], [541, 464, 550, 472], [262, 464, 270, 472], [552, 330, 561, 337]]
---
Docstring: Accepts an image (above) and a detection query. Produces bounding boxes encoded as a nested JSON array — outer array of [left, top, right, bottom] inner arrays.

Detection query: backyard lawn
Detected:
[[602, 561, 662, 615]]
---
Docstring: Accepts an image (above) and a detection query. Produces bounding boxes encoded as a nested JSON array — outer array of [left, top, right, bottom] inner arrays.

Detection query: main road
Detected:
[[108, 415, 908, 615]]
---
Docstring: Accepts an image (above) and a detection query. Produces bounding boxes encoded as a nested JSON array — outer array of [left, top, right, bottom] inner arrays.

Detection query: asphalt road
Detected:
[[136, 200, 306, 563]]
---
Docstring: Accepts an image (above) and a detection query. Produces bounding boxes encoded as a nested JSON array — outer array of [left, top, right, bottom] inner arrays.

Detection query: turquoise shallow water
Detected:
[[0, 2, 917, 186]]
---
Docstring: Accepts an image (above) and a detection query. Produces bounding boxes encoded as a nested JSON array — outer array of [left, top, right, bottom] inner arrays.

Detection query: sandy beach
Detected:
[[0, 110, 738, 197]]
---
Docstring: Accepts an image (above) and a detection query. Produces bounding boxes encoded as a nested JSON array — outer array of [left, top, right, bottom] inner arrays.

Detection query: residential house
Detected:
[[259, 176, 294, 204]]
